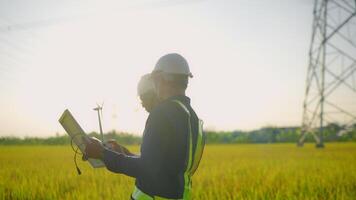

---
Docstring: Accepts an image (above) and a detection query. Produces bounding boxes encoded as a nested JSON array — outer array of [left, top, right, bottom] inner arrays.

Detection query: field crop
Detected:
[[1, 143, 356, 199]]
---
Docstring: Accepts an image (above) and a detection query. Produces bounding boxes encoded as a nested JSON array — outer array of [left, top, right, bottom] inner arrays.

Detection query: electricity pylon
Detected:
[[298, 0, 356, 147]]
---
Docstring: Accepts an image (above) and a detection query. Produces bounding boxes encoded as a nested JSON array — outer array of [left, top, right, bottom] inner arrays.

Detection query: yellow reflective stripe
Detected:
[[172, 100, 194, 200], [172, 100, 190, 117], [155, 196, 183, 200], [132, 186, 185, 200], [172, 100, 193, 170], [172, 100, 204, 176], [132, 186, 153, 200], [184, 117, 193, 199], [190, 119, 204, 175], [186, 110, 193, 172], [182, 175, 192, 199]]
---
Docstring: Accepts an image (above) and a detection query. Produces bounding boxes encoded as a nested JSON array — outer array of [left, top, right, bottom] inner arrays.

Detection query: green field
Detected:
[[1, 143, 356, 200]]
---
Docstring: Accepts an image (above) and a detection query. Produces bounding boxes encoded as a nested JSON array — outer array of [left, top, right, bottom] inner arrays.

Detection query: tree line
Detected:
[[0, 131, 141, 145], [1, 124, 355, 145], [205, 124, 356, 144]]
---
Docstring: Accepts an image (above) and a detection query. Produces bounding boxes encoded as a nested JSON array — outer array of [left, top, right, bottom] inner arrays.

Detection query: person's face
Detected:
[[140, 92, 158, 113], [151, 71, 166, 101]]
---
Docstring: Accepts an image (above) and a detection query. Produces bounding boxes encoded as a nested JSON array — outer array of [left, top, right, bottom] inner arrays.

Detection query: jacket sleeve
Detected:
[[102, 108, 171, 179], [102, 148, 141, 178]]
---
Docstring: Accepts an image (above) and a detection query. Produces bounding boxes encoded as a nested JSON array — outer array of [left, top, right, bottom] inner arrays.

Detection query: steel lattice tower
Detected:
[[298, 0, 356, 147]]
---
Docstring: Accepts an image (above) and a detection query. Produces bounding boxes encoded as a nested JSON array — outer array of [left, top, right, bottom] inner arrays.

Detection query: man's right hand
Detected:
[[105, 140, 133, 156], [83, 137, 104, 160]]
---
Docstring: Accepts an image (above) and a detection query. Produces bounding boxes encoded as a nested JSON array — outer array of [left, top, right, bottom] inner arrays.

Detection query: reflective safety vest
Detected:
[[131, 100, 205, 200]]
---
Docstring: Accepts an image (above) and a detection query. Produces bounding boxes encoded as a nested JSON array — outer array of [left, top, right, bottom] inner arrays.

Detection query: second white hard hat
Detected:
[[137, 74, 155, 96], [152, 53, 193, 77]]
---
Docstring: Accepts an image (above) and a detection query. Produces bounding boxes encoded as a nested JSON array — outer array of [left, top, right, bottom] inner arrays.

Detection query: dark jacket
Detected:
[[102, 95, 202, 199]]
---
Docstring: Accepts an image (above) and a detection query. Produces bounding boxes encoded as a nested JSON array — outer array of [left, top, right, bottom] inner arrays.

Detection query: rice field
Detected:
[[1, 143, 356, 200]]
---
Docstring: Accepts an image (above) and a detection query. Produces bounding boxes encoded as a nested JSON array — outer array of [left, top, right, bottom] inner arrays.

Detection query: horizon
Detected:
[[1, 124, 306, 139]]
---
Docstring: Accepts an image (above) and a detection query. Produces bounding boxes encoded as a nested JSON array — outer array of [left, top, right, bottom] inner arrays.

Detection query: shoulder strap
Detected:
[[171, 100, 204, 176], [171, 100, 190, 117]]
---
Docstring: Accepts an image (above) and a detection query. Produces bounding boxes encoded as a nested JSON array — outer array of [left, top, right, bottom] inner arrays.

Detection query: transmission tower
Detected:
[[298, 0, 356, 147]]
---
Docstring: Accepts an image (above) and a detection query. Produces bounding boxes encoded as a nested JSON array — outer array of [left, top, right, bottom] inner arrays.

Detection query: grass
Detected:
[[1, 143, 356, 199]]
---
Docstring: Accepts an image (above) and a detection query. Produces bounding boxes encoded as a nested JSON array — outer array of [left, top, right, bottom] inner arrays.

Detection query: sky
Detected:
[[0, 0, 317, 137]]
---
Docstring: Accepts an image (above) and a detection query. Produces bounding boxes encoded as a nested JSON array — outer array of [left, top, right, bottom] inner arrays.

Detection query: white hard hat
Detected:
[[153, 53, 193, 77], [137, 74, 155, 96]]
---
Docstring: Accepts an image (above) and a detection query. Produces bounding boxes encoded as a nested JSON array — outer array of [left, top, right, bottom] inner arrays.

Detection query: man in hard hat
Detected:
[[85, 53, 205, 200], [137, 73, 158, 113], [106, 73, 158, 154]]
